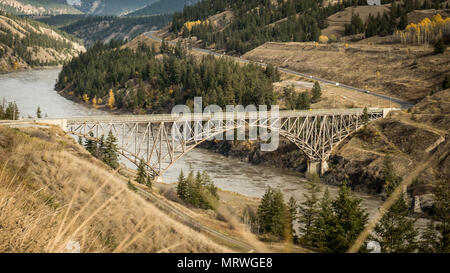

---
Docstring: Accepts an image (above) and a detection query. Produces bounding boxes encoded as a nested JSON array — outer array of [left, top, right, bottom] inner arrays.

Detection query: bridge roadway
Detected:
[[62, 108, 391, 124], [144, 31, 414, 109]]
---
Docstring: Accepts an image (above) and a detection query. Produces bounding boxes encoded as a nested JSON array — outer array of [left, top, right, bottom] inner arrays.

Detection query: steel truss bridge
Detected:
[[42, 108, 392, 177]]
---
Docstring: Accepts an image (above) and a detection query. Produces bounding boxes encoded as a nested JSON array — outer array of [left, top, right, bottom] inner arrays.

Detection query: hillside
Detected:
[[129, 0, 201, 17], [0, 0, 82, 15], [167, 0, 450, 54], [0, 11, 85, 72], [323, 88, 449, 201], [59, 14, 172, 46], [69, 0, 156, 15], [0, 124, 228, 252], [243, 41, 449, 103]]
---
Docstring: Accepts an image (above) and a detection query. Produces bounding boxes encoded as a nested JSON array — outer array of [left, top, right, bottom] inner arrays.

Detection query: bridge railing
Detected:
[[62, 108, 389, 124]]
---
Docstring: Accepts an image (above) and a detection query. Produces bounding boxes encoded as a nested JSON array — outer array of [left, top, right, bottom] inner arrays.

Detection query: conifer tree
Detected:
[[135, 158, 148, 185], [287, 196, 298, 241], [298, 174, 321, 244], [36, 106, 42, 118], [177, 170, 187, 200], [312, 183, 368, 253], [311, 81, 322, 103], [84, 132, 97, 156], [420, 179, 450, 253], [374, 170, 418, 253], [257, 187, 287, 238], [102, 130, 119, 169], [296, 92, 310, 110], [362, 107, 369, 125]]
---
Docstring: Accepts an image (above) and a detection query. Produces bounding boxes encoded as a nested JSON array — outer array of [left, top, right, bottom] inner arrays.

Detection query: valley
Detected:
[[0, 0, 449, 255]]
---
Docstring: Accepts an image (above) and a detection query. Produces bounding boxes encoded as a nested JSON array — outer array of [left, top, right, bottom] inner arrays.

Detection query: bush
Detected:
[[434, 38, 447, 54]]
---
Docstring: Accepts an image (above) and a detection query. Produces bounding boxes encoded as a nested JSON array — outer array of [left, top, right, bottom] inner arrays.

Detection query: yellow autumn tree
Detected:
[[107, 89, 115, 109], [82, 94, 90, 103], [13, 61, 19, 70], [395, 14, 450, 45], [183, 20, 209, 32], [319, 35, 329, 44], [92, 96, 97, 108]]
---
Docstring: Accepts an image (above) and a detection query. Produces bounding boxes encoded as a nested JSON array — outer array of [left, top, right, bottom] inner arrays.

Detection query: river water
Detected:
[[0, 69, 383, 216]]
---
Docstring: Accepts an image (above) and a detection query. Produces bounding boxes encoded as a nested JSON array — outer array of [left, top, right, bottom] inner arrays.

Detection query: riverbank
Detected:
[[0, 65, 63, 75]]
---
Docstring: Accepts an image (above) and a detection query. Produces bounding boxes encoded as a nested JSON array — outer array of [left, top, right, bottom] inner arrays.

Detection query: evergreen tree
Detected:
[[374, 173, 418, 253], [382, 156, 402, 194], [362, 107, 369, 125], [257, 187, 287, 238], [287, 196, 298, 241], [420, 179, 450, 253], [36, 106, 42, 118], [135, 158, 148, 185], [330, 182, 369, 252], [84, 131, 97, 156], [298, 174, 321, 245], [311, 188, 335, 251], [311, 81, 322, 103], [296, 92, 310, 110], [312, 183, 368, 253], [177, 169, 187, 200], [434, 38, 447, 54], [102, 130, 119, 169]]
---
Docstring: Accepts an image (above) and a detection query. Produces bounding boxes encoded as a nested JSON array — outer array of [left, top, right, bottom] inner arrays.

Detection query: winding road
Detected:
[[143, 31, 414, 109]]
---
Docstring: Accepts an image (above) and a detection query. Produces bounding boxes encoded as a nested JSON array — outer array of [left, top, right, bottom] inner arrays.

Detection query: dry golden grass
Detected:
[[244, 41, 449, 103], [0, 126, 228, 253]]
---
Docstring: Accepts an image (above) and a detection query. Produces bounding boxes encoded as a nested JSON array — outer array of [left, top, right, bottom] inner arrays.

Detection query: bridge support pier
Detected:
[[307, 160, 329, 176]]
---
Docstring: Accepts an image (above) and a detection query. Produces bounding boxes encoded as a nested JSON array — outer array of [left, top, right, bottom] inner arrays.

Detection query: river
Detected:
[[0, 68, 384, 216]]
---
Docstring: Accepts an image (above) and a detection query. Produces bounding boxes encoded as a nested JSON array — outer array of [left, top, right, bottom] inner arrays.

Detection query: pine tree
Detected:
[[434, 38, 447, 54], [135, 158, 148, 185], [36, 106, 42, 118], [362, 107, 369, 125], [177, 170, 187, 200], [330, 182, 369, 253], [420, 179, 450, 253], [84, 131, 97, 156], [298, 174, 321, 245], [382, 156, 402, 194], [296, 92, 310, 110], [311, 81, 322, 103], [374, 155, 418, 252], [312, 188, 335, 251], [102, 130, 119, 169], [257, 186, 287, 238], [286, 196, 298, 242], [312, 183, 368, 253]]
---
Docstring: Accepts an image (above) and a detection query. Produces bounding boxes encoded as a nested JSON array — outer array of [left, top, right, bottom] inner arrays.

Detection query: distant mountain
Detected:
[[129, 0, 201, 16], [69, 0, 157, 15], [0, 0, 82, 15], [0, 10, 85, 72]]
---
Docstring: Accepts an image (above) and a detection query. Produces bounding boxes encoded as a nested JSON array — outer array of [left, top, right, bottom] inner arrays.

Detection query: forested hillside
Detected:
[[56, 40, 278, 113], [57, 14, 172, 46], [129, 0, 200, 16], [0, 0, 82, 15], [170, 0, 449, 54], [0, 10, 84, 72]]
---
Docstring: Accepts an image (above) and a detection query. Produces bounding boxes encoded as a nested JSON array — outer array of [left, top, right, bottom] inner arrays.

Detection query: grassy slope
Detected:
[[0, 125, 227, 253], [243, 41, 449, 103]]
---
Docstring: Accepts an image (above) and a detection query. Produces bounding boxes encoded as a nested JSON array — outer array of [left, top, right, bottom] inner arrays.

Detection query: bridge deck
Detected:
[[56, 108, 391, 124]]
